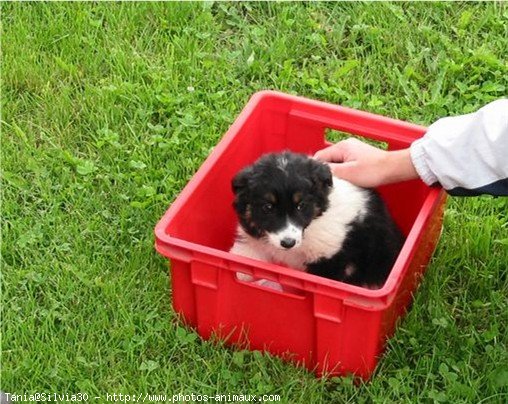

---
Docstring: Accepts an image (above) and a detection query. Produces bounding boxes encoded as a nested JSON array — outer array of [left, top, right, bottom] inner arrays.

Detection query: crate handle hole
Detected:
[[235, 272, 306, 299], [324, 129, 389, 150]]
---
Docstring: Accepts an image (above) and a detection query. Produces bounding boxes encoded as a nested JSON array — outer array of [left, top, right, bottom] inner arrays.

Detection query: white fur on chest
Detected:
[[230, 178, 368, 270]]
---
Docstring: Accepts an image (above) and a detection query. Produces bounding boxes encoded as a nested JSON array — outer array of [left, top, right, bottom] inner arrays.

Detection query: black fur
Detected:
[[306, 191, 404, 287]]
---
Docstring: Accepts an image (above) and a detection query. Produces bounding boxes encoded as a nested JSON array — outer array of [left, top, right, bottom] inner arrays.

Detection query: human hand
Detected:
[[314, 138, 419, 188]]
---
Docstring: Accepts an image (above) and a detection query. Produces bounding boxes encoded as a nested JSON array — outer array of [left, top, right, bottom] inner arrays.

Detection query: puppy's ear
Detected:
[[232, 166, 252, 195], [232, 167, 253, 215], [311, 161, 333, 189]]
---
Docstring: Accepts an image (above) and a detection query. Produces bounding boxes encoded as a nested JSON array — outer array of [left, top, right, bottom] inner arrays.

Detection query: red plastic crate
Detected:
[[155, 91, 446, 379]]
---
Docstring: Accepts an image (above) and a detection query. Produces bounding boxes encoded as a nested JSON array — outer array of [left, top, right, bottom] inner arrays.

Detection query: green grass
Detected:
[[2, 2, 507, 403]]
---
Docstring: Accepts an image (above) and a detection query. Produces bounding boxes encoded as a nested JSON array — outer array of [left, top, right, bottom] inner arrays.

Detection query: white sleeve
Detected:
[[409, 99, 508, 196]]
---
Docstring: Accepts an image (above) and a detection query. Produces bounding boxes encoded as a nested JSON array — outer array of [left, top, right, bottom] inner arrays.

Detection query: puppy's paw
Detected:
[[236, 272, 255, 282]]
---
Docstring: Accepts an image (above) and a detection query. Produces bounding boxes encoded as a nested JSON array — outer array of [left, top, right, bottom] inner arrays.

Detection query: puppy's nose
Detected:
[[280, 237, 296, 249]]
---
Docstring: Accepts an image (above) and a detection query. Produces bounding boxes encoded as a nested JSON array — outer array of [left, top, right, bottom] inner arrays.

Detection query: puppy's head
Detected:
[[232, 152, 332, 250]]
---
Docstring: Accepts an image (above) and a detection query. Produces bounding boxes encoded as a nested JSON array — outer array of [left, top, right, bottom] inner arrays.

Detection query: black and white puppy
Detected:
[[230, 151, 404, 289]]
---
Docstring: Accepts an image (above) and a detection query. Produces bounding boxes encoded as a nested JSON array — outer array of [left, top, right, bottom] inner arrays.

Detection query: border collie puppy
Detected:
[[230, 151, 404, 289]]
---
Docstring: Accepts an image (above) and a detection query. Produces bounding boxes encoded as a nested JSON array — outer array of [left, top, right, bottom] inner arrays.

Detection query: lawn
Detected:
[[1, 2, 507, 403]]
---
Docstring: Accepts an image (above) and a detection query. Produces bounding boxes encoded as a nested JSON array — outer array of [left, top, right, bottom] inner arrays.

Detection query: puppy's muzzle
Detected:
[[267, 221, 303, 250]]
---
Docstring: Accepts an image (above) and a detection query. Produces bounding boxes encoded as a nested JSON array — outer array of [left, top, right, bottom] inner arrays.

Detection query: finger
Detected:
[[314, 142, 348, 163], [328, 162, 355, 180]]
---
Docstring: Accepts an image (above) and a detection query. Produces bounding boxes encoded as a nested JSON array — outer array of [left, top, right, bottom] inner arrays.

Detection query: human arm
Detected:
[[314, 99, 508, 196], [410, 99, 508, 196]]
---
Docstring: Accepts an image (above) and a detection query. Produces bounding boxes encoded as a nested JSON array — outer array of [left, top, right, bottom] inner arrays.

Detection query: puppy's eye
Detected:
[[296, 202, 305, 211], [262, 203, 274, 214]]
